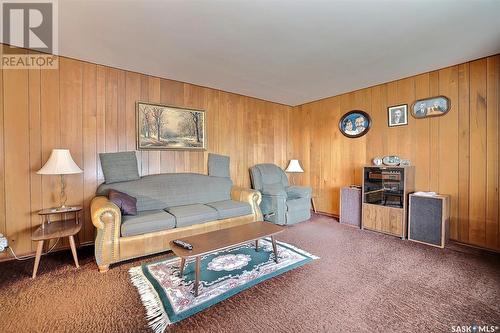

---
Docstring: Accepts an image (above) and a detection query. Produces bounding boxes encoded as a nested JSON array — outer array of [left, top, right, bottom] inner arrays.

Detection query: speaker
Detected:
[[340, 186, 361, 227], [408, 194, 450, 248]]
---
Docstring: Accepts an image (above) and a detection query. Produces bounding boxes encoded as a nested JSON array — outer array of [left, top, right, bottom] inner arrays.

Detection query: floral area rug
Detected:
[[129, 238, 319, 332]]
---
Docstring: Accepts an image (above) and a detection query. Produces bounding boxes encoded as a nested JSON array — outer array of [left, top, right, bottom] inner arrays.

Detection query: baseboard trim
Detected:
[[312, 211, 339, 220], [0, 241, 94, 263]]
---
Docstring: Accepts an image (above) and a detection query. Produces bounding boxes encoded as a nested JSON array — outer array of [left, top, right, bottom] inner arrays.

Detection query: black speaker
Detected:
[[408, 194, 450, 248]]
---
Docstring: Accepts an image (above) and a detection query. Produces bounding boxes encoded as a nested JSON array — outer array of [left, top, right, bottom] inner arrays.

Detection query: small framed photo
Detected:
[[411, 96, 450, 119], [388, 104, 408, 127]]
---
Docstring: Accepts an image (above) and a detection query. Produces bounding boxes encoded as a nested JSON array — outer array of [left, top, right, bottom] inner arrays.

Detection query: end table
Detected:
[[31, 206, 83, 278]]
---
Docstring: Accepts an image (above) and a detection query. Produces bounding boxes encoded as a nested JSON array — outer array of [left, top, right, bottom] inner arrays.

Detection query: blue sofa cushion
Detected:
[[208, 153, 230, 178], [166, 204, 218, 228], [99, 151, 140, 184], [121, 210, 175, 237], [206, 200, 252, 219], [96, 173, 232, 212]]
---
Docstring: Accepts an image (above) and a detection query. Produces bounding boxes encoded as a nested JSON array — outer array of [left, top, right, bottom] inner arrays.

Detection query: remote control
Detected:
[[173, 239, 193, 250]]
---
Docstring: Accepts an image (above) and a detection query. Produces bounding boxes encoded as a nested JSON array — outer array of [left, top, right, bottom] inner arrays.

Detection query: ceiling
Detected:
[[25, 1, 500, 105]]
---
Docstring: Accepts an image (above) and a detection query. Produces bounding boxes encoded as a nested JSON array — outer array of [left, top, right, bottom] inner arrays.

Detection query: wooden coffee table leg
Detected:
[[194, 256, 201, 297], [179, 257, 186, 277], [271, 236, 278, 263], [68, 235, 80, 268], [255, 239, 259, 251], [32, 240, 44, 279]]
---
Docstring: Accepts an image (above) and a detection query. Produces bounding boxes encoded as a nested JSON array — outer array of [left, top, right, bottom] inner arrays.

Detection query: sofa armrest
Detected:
[[91, 196, 122, 272], [231, 186, 263, 221], [286, 186, 312, 199]]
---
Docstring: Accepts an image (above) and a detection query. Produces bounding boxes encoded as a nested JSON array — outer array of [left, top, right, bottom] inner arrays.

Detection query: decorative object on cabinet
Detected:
[[338, 110, 371, 138], [37, 149, 83, 210], [382, 155, 401, 166], [137, 101, 206, 150], [411, 96, 450, 119], [399, 159, 411, 166], [361, 166, 415, 239], [372, 157, 383, 166], [340, 186, 362, 227], [408, 194, 450, 248], [387, 104, 408, 127]]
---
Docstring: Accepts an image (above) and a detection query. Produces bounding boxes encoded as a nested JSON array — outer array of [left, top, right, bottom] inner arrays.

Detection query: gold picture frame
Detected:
[[136, 101, 206, 150]]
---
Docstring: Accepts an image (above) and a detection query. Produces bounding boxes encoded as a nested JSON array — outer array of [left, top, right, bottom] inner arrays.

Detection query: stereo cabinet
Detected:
[[361, 166, 415, 239]]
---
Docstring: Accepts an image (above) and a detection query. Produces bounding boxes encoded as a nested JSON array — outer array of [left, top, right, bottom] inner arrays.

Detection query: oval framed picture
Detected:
[[411, 95, 451, 119], [339, 110, 372, 138]]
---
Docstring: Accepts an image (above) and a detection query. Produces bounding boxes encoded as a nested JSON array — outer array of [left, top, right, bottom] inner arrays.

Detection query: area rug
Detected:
[[129, 238, 319, 332]]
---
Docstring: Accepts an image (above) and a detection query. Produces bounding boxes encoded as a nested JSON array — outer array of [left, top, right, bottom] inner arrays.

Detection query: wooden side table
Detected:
[[32, 206, 83, 278], [311, 196, 318, 213]]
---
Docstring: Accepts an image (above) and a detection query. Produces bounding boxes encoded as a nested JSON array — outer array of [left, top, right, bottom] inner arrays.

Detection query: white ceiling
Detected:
[[40, 1, 500, 105]]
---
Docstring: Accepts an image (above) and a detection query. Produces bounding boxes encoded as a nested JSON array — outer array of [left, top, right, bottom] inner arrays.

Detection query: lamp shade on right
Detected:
[[285, 159, 304, 173]]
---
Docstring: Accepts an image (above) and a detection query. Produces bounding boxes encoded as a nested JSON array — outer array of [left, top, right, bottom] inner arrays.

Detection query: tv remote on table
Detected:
[[173, 239, 193, 250]]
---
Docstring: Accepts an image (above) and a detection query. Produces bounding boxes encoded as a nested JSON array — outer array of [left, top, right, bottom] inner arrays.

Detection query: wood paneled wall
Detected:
[[288, 55, 500, 251], [0, 45, 290, 258], [1, 43, 498, 257]]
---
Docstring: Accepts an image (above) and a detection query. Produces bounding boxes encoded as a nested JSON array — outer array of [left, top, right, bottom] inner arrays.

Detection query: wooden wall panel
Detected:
[[289, 55, 500, 251], [28, 56, 42, 252], [82, 63, 97, 243], [60, 58, 84, 245], [457, 63, 470, 243], [3, 51, 31, 254], [468, 59, 488, 246], [0, 45, 290, 258], [486, 56, 499, 249], [0, 45, 5, 257]]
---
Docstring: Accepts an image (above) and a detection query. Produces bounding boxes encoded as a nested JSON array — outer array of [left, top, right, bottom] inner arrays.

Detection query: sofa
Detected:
[[250, 163, 312, 225], [91, 173, 262, 272]]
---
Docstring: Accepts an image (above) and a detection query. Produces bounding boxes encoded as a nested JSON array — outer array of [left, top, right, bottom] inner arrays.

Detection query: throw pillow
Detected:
[[108, 189, 137, 215], [208, 153, 230, 178], [99, 151, 140, 184]]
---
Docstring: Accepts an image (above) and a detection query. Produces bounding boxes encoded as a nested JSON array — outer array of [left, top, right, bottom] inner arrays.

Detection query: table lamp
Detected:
[[37, 149, 83, 210], [285, 159, 304, 173], [285, 159, 304, 185]]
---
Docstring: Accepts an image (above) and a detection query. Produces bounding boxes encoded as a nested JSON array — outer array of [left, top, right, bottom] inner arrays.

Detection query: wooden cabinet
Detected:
[[361, 166, 414, 238]]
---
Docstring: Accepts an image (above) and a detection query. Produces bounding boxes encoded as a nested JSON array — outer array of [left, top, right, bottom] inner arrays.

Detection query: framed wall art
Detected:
[[137, 101, 206, 150], [388, 104, 408, 127], [411, 96, 450, 119], [339, 110, 371, 138]]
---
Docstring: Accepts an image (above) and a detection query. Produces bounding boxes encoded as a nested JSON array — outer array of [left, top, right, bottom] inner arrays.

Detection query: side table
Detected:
[[311, 196, 318, 213], [32, 206, 83, 278]]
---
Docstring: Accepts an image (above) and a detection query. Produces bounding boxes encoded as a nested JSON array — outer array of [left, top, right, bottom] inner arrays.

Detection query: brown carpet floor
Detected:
[[1, 214, 499, 333]]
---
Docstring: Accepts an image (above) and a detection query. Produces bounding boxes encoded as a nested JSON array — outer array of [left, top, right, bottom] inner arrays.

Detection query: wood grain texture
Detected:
[[289, 56, 500, 251], [0, 45, 5, 259], [0, 45, 290, 257]]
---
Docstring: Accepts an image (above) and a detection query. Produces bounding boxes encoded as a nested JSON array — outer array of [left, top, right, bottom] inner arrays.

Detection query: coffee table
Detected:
[[169, 221, 284, 297]]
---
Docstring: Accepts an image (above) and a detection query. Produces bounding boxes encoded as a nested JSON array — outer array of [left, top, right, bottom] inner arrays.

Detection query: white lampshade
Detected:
[[37, 149, 83, 175], [285, 159, 304, 173]]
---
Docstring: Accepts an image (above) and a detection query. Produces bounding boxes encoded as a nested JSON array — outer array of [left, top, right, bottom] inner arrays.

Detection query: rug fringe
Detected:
[[129, 266, 170, 333], [266, 237, 320, 260]]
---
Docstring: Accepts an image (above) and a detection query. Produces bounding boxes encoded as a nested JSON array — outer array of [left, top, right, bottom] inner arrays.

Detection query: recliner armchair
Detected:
[[250, 163, 312, 225]]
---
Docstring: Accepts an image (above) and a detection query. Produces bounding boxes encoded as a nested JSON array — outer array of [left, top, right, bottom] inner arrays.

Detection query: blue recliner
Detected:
[[249, 164, 312, 225]]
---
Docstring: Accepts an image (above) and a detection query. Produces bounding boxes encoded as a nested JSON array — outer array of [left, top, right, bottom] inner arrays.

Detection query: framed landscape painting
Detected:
[[137, 102, 206, 150]]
